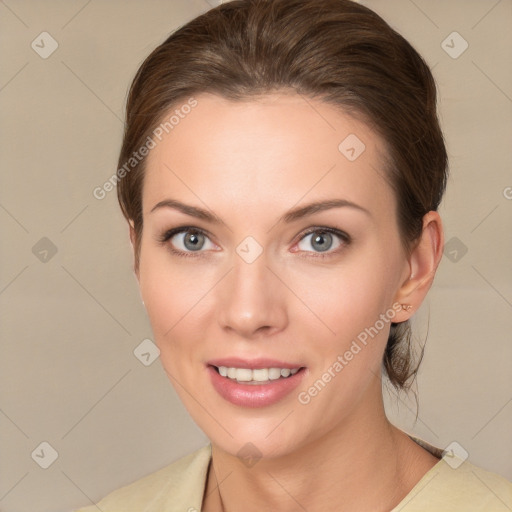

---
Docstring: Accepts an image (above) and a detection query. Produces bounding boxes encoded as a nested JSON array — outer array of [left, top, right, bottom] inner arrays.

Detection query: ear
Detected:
[[393, 211, 444, 321], [128, 220, 140, 282]]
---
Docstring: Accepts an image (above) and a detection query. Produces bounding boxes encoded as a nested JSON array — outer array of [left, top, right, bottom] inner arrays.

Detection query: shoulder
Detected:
[[74, 444, 211, 512], [394, 456, 512, 511]]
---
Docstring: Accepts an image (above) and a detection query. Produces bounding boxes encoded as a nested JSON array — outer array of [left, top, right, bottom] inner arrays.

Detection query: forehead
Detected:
[[142, 92, 393, 219]]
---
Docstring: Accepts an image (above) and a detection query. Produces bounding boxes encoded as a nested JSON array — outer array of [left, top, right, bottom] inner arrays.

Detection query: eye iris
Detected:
[[184, 231, 204, 251], [311, 232, 332, 252]]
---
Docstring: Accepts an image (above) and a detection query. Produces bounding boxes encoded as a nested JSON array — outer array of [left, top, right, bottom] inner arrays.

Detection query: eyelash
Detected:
[[158, 225, 351, 259]]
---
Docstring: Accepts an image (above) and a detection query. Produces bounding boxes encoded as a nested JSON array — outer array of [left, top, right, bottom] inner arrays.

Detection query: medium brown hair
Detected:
[[117, 0, 448, 391]]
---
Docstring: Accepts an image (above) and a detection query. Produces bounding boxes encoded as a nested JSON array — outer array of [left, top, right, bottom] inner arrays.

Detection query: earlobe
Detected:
[[393, 211, 444, 320]]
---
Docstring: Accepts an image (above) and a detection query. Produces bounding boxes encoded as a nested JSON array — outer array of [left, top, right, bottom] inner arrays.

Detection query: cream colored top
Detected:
[[75, 435, 512, 511]]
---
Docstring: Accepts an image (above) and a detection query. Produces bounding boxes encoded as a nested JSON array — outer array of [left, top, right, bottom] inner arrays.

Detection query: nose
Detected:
[[216, 250, 288, 339]]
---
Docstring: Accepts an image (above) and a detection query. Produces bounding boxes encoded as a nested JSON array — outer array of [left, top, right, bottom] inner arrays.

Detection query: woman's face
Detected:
[[137, 92, 412, 458]]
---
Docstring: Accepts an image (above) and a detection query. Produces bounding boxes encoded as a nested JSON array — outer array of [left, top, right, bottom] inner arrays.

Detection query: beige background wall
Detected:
[[0, 1, 511, 511]]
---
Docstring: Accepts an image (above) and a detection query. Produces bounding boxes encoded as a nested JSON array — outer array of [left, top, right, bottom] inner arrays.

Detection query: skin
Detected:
[[130, 91, 444, 511]]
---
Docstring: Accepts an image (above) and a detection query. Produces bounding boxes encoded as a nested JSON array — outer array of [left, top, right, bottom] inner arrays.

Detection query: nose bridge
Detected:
[[232, 248, 270, 297], [217, 244, 287, 336]]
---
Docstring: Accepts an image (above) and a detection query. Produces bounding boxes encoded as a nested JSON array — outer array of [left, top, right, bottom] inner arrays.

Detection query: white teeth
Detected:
[[217, 366, 301, 383], [268, 368, 282, 380], [252, 368, 269, 381], [235, 368, 253, 382]]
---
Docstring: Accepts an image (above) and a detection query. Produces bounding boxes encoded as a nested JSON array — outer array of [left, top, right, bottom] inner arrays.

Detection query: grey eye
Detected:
[[311, 232, 332, 252], [171, 230, 212, 252], [297, 231, 343, 253], [184, 232, 204, 251]]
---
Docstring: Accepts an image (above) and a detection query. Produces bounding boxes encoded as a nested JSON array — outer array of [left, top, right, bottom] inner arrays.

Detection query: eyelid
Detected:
[[158, 225, 213, 243]]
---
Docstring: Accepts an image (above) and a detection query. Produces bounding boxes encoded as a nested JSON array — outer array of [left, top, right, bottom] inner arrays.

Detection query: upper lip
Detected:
[[207, 357, 304, 369]]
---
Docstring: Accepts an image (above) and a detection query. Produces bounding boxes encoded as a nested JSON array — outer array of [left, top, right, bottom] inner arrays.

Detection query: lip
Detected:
[[207, 362, 307, 408]]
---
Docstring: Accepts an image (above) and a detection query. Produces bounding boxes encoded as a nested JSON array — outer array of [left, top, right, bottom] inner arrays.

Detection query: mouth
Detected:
[[211, 365, 302, 385], [206, 359, 307, 408]]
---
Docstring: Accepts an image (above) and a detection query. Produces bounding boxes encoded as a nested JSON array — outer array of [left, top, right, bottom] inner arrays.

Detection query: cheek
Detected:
[[137, 244, 219, 367], [290, 263, 399, 418], [290, 247, 400, 340], [138, 245, 186, 334], [287, 245, 404, 406], [298, 274, 390, 381]]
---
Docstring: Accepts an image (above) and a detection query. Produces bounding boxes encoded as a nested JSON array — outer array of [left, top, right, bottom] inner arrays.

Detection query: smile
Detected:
[[207, 363, 307, 408], [215, 366, 300, 384]]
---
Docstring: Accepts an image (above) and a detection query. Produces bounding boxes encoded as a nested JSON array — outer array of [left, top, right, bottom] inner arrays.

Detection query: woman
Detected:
[[77, 0, 512, 510]]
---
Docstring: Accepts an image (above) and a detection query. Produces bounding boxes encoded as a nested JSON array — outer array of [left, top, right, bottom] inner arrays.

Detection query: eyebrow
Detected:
[[150, 198, 371, 224]]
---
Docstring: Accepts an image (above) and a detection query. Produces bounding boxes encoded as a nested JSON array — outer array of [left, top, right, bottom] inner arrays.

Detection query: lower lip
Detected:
[[207, 365, 306, 408]]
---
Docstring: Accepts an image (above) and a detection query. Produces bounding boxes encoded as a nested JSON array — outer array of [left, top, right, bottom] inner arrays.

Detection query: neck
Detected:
[[203, 387, 436, 512]]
